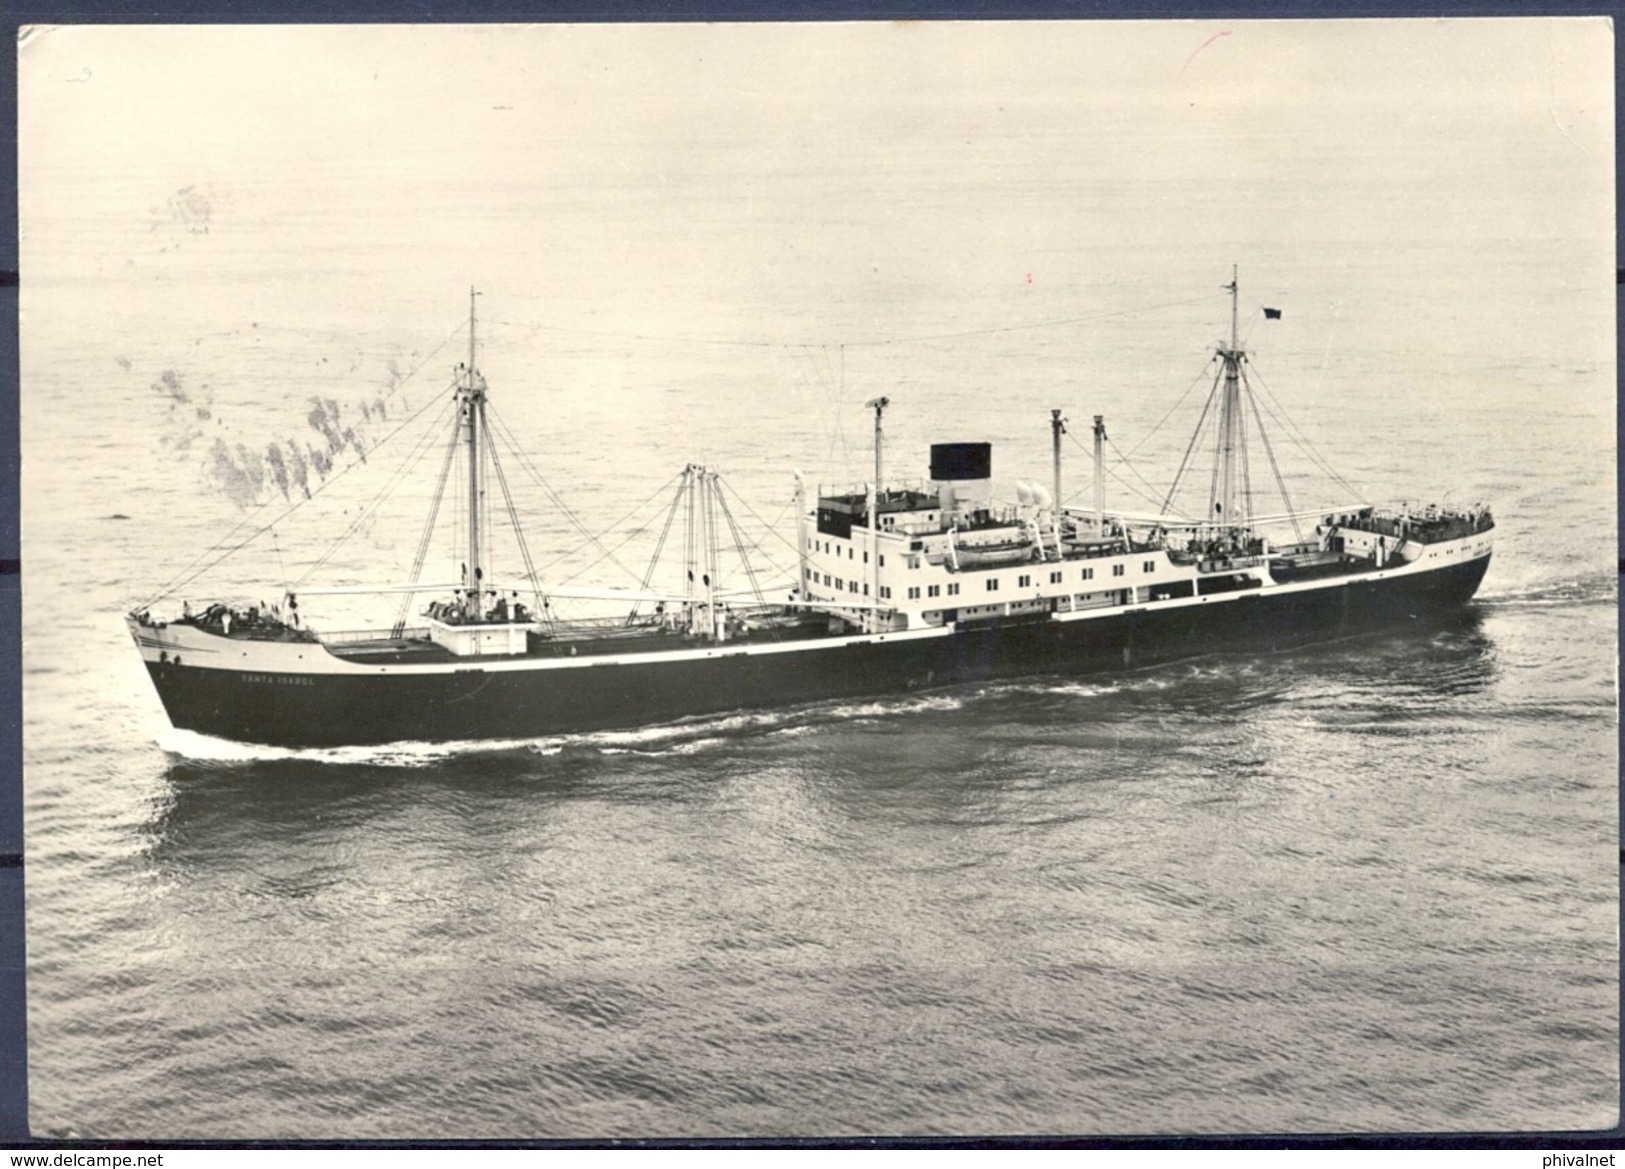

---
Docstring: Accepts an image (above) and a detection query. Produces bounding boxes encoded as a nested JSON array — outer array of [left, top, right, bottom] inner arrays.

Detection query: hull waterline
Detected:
[[141, 551, 1490, 749]]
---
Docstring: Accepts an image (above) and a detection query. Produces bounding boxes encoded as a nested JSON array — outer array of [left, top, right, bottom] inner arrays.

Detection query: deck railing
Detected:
[[319, 627, 431, 644]]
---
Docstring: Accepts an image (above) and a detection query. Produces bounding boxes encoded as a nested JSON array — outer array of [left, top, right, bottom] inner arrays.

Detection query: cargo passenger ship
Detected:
[[128, 275, 1494, 748]]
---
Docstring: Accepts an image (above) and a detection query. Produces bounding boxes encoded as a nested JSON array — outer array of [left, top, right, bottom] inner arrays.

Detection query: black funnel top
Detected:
[[929, 442, 992, 482]]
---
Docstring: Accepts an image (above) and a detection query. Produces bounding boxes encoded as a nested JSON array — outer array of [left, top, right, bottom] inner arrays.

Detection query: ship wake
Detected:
[[152, 692, 983, 767]]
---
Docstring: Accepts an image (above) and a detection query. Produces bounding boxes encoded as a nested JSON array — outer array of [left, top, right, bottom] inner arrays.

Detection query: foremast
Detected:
[[459, 287, 488, 620]]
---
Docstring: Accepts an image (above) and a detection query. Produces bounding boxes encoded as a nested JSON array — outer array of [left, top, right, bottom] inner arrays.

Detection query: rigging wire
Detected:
[[836, 291, 1226, 349], [625, 475, 689, 625], [269, 527, 289, 599], [714, 486, 776, 638], [780, 345, 845, 489], [484, 423, 552, 634], [1108, 460, 1180, 516], [483, 402, 652, 588], [486, 290, 1226, 353], [544, 471, 688, 589], [485, 317, 794, 351], [1063, 428, 1179, 515], [716, 477, 799, 580], [1245, 360, 1368, 504], [148, 293, 1339, 620], [1239, 306, 1264, 353], [1123, 353, 1226, 459], [825, 344, 853, 481], [292, 395, 460, 590], [392, 421, 462, 636], [1105, 435, 1170, 509], [1241, 366, 1305, 545], [451, 411, 464, 597], [1160, 365, 1225, 518], [684, 466, 697, 607], [483, 410, 495, 598], [146, 377, 461, 608], [1205, 371, 1227, 527], [1239, 372, 1255, 527], [705, 469, 722, 599], [140, 320, 471, 608]]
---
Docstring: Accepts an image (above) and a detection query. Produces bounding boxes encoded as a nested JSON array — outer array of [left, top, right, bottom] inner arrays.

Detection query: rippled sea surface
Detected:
[[19, 22, 1617, 1138]]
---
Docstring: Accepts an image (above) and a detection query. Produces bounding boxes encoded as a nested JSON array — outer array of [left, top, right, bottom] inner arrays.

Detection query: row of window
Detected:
[[880, 583, 964, 600], [815, 537, 1161, 578], [806, 569, 872, 597], [921, 591, 1125, 622], [812, 538, 901, 567], [879, 512, 941, 529], [810, 545, 1165, 601], [995, 564, 1134, 590], [811, 539, 872, 564], [815, 563, 1145, 594]]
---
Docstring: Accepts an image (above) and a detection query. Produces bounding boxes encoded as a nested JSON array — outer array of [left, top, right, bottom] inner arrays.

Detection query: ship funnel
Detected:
[[929, 442, 992, 508]]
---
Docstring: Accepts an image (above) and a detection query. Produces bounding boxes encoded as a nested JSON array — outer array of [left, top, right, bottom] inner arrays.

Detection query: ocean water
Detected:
[[18, 21, 1618, 1138]]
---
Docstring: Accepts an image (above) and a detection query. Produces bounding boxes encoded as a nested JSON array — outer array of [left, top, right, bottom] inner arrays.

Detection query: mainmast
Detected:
[[866, 396, 890, 500], [1212, 266, 1250, 538], [866, 397, 888, 630], [460, 286, 487, 619], [1050, 409, 1065, 513], [1092, 414, 1107, 534]]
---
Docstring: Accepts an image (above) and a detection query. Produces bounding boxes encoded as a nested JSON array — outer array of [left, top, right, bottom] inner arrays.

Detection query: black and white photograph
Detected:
[[17, 18, 1617, 1139]]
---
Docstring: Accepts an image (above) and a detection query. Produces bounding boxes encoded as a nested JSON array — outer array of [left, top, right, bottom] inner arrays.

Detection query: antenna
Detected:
[[1224, 264, 1238, 353]]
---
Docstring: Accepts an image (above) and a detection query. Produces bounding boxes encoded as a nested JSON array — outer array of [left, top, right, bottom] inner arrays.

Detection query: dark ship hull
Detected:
[[139, 550, 1489, 749]]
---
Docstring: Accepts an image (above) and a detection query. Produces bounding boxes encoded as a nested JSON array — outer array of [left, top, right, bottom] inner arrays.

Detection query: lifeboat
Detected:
[[953, 535, 1035, 567]]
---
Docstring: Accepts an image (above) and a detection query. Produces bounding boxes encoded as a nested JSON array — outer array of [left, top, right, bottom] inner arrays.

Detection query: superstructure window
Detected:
[[1142, 560, 1155, 573], [1082, 568, 1094, 581], [947, 583, 960, 596], [1018, 574, 1031, 588], [986, 578, 1000, 592], [1049, 571, 1062, 584], [1112, 564, 1125, 577]]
